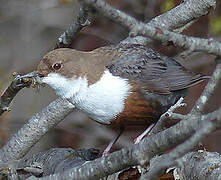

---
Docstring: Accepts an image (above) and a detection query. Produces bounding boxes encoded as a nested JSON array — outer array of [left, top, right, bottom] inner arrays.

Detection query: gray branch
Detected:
[[141, 109, 220, 180], [176, 151, 221, 180], [26, 106, 221, 180], [125, 0, 216, 45], [0, 148, 99, 179], [192, 62, 221, 114], [81, 0, 220, 56], [0, 98, 74, 162], [54, 4, 90, 49]]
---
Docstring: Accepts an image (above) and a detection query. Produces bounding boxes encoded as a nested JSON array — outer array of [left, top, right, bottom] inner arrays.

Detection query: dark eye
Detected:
[[52, 63, 62, 70]]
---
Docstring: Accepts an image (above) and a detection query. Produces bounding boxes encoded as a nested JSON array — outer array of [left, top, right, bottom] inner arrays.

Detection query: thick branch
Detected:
[[16, 148, 99, 179], [81, 0, 216, 46], [29, 106, 221, 180], [141, 111, 220, 180], [177, 151, 221, 180], [81, 0, 215, 32], [0, 98, 74, 162]]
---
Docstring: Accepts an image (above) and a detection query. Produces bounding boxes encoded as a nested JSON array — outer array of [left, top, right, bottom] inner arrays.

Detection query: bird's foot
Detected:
[[102, 128, 124, 156], [134, 124, 155, 144]]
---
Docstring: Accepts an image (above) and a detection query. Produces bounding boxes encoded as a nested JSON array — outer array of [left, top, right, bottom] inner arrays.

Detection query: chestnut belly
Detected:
[[110, 90, 165, 129]]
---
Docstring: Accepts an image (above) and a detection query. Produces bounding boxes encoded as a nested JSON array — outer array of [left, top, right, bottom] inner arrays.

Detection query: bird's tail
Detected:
[[186, 75, 210, 88]]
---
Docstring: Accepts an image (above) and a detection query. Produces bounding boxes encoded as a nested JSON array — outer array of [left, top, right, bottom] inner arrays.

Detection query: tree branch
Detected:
[[80, 0, 216, 48], [141, 109, 220, 180], [54, 3, 90, 49], [192, 61, 221, 114], [27, 106, 221, 180], [176, 151, 221, 180], [0, 73, 33, 116], [0, 98, 74, 162], [82, 0, 220, 56], [125, 0, 216, 44]]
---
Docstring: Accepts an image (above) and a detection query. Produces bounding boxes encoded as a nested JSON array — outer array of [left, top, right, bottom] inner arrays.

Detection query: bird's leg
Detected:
[[134, 124, 155, 144], [102, 128, 124, 156]]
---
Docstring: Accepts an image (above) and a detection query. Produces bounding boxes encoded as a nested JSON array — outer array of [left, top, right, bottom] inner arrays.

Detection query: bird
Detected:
[[35, 43, 209, 152]]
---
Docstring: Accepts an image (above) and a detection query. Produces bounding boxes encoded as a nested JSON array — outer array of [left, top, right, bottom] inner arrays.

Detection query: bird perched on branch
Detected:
[[33, 44, 209, 152]]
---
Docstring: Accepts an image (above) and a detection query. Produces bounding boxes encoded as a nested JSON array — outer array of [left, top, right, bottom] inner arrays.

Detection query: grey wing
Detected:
[[107, 45, 206, 94]]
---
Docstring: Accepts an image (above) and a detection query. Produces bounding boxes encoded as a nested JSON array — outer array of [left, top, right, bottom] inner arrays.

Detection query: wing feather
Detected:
[[106, 44, 208, 94]]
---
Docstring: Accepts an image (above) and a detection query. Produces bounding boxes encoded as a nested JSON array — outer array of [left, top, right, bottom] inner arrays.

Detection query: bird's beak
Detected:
[[15, 71, 44, 85]]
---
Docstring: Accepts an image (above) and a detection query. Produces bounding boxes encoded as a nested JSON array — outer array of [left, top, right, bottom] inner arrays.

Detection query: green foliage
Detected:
[[161, 0, 175, 13], [210, 17, 221, 35]]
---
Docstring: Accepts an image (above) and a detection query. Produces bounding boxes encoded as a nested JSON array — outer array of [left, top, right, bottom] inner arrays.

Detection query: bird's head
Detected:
[[36, 48, 89, 98]]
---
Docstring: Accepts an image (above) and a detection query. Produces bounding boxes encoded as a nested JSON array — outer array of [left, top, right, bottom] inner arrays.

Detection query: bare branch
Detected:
[[0, 98, 74, 162], [176, 151, 221, 180], [0, 148, 99, 179], [0, 73, 33, 116], [54, 3, 90, 49], [141, 109, 221, 180], [27, 106, 221, 180], [192, 60, 221, 114], [80, 0, 217, 49], [150, 97, 186, 135], [127, 0, 215, 44], [20, 148, 99, 179]]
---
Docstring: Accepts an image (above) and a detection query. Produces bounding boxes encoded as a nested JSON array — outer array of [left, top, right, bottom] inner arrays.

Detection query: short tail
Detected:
[[186, 75, 210, 88]]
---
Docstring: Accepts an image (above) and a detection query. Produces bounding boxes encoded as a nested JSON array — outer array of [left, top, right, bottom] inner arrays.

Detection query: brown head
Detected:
[[37, 47, 117, 84], [37, 48, 87, 79]]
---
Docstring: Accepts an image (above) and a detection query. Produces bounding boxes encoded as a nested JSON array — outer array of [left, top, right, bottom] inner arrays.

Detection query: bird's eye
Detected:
[[52, 63, 62, 70]]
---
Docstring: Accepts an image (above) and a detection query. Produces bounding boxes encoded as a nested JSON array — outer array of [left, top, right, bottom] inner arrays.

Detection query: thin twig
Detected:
[[150, 97, 186, 135], [54, 4, 90, 49], [191, 60, 221, 114], [0, 72, 33, 116]]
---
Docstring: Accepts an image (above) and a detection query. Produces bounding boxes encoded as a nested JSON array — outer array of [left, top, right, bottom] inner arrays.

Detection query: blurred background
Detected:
[[0, 0, 221, 156]]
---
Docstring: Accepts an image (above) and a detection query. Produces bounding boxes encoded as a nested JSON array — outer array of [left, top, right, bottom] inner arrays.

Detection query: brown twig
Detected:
[[54, 4, 91, 49], [0, 72, 33, 116]]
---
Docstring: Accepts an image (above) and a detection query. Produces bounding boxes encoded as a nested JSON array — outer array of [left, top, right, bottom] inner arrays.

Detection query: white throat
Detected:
[[42, 70, 131, 124]]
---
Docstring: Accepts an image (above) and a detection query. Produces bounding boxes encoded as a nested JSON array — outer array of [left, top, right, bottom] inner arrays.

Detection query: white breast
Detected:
[[42, 70, 131, 124]]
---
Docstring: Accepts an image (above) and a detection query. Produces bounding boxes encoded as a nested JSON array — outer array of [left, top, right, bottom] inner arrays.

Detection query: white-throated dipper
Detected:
[[34, 44, 209, 151]]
